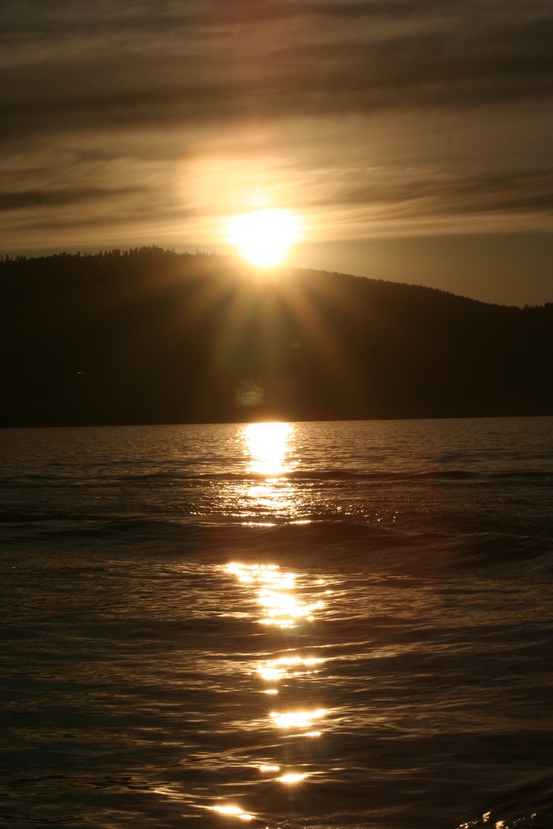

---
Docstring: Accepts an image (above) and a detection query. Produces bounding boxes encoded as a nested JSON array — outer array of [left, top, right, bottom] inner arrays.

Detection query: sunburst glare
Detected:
[[226, 209, 301, 267]]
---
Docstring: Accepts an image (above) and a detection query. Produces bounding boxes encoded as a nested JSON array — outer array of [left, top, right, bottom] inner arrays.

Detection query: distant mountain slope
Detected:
[[1, 248, 552, 426]]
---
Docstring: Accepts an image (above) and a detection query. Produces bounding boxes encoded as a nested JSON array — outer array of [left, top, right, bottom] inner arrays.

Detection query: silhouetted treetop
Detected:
[[1, 250, 551, 426]]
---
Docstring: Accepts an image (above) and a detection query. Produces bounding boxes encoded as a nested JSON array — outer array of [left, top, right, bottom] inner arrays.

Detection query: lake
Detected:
[[1, 417, 552, 828]]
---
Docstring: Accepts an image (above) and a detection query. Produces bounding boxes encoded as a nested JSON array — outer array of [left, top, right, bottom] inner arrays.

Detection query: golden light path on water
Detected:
[[229, 421, 303, 522], [243, 421, 295, 477], [210, 423, 333, 821], [257, 654, 323, 682], [226, 563, 324, 628], [211, 804, 254, 821]]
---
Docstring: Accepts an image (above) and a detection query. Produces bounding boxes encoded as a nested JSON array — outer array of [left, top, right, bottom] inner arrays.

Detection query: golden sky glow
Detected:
[[2, 1, 553, 304]]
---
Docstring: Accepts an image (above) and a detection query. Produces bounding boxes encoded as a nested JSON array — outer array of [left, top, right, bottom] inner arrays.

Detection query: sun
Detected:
[[226, 209, 300, 267]]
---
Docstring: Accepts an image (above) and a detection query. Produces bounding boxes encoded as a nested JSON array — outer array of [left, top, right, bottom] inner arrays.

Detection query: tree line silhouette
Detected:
[[1, 248, 552, 426]]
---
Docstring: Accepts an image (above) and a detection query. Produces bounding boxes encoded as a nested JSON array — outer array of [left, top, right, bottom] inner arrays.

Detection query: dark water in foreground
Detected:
[[1, 418, 552, 829]]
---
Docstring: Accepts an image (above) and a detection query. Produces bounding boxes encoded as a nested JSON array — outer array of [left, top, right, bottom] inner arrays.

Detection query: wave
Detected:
[[4, 468, 551, 489], [108, 468, 553, 483], [2, 510, 552, 576]]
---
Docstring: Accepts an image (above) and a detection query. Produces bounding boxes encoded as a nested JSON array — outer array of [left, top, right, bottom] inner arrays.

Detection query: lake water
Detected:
[[1, 417, 552, 828]]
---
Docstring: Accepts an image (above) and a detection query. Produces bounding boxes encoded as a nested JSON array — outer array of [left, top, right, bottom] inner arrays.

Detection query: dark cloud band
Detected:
[[2, 0, 553, 143]]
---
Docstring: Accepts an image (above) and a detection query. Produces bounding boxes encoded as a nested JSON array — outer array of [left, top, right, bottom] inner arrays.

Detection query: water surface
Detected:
[[1, 418, 552, 828]]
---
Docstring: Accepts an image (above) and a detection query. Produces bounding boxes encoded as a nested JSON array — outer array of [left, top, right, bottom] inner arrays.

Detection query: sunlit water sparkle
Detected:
[[1, 418, 553, 828]]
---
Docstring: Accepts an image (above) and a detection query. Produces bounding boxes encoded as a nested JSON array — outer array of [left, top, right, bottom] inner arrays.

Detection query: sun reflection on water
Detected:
[[243, 421, 295, 476], [226, 563, 325, 629], [233, 421, 308, 520], [278, 772, 309, 784], [270, 708, 326, 730], [212, 804, 253, 821], [219, 435, 333, 823], [257, 655, 323, 682]]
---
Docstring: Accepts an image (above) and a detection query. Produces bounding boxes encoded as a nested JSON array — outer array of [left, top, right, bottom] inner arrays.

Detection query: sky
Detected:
[[1, 0, 553, 306]]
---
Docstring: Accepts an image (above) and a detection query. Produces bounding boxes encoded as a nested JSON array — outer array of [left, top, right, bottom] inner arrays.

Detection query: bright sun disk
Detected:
[[227, 209, 300, 267]]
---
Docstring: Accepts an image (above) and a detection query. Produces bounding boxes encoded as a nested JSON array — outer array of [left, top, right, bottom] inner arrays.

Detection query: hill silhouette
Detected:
[[1, 248, 552, 427]]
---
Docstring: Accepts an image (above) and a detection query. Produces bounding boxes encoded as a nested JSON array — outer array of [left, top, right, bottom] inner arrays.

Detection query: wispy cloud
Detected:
[[1, 0, 553, 251], [2, 0, 553, 140], [0, 187, 142, 212]]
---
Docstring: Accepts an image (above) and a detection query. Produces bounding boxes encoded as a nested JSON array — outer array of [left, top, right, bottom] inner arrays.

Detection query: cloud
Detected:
[[1, 0, 552, 143], [334, 170, 553, 218], [1, 0, 553, 253], [0, 187, 141, 213]]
